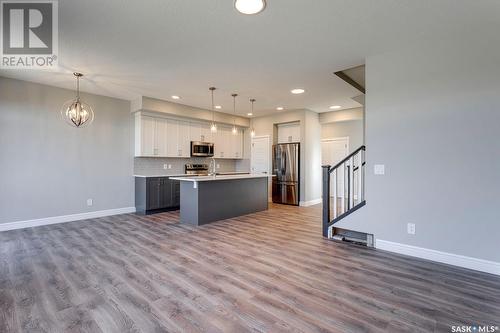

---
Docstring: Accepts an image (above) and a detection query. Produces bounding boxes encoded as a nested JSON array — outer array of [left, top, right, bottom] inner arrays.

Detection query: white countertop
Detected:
[[169, 174, 271, 182], [134, 172, 251, 178], [134, 174, 196, 178]]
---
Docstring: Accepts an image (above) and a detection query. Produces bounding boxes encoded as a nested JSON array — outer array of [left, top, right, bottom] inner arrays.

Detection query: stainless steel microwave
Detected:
[[191, 141, 214, 157]]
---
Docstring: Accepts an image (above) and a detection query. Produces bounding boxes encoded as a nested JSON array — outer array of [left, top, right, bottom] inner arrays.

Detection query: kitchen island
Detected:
[[169, 174, 269, 226]]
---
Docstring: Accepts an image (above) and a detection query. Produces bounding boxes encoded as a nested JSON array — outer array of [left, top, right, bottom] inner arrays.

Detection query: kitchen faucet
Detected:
[[209, 157, 216, 176]]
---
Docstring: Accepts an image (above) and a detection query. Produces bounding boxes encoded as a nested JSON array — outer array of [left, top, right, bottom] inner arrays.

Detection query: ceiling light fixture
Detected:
[[329, 105, 341, 109], [234, 0, 266, 15], [276, 107, 284, 111], [171, 95, 180, 100], [249, 98, 256, 137], [60, 73, 94, 128], [209, 87, 217, 133], [291, 88, 305, 94], [215, 105, 222, 109], [232, 93, 238, 135], [247, 113, 253, 116]]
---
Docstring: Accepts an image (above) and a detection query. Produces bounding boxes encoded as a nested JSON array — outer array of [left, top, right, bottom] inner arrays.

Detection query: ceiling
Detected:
[[1, 0, 498, 117]]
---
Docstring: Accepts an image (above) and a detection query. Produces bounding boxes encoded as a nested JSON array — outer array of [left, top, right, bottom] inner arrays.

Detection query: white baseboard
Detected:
[[299, 198, 322, 207], [376, 239, 500, 276], [0, 207, 137, 232]]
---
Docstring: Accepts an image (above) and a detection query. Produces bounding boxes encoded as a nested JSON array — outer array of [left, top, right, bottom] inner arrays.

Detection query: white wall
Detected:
[[335, 39, 500, 264], [0, 77, 134, 224]]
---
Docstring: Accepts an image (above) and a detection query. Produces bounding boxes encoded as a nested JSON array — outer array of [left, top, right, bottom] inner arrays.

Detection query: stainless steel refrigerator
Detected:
[[272, 143, 300, 205]]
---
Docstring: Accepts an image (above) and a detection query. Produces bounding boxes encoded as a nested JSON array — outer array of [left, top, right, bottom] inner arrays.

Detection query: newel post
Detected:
[[322, 165, 331, 238]]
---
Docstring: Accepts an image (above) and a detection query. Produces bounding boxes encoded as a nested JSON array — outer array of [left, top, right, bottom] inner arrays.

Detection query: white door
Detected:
[[321, 138, 349, 198], [251, 136, 270, 174]]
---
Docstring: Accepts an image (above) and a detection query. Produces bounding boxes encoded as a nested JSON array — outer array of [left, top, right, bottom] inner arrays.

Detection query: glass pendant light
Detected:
[[209, 87, 217, 133], [61, 73, 94, 128], [249, 98, 256, 137], [231, 93, 238, 135]]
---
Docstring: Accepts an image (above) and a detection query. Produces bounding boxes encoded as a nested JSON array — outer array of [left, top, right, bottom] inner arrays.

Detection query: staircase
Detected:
[[322, 146, 371, 244]]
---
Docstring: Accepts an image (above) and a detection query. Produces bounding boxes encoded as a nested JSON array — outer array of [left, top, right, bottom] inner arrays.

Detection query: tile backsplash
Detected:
[[134, 157, 246, 176]]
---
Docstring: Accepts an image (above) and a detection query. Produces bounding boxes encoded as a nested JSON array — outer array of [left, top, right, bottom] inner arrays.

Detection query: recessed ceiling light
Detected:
[[291, 88, 305, 94], [276, 107, 284, 111], [329, 105, 341, 109], [234, 0, 266, 15], [171, 95, 180, 100], [247, 113, 253, 116], [215, 105, 222, 109]]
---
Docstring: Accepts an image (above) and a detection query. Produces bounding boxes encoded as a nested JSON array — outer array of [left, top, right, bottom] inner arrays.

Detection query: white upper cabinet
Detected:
[[277, 122, 300, 144], [135, 114, 166, 157], [177, 121, 191, 157], [166, 119, 178, 157], [135, 113, 243, 159]]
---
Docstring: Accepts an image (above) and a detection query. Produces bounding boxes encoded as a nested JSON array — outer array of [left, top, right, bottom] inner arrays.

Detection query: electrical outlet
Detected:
[[407, 223, 416, 235], [168, 164, 172, 169], [163, 164, 168, 170], [216, 164, 220, 169], [87, 198, 93, 207], [374, 164, 385, 175]]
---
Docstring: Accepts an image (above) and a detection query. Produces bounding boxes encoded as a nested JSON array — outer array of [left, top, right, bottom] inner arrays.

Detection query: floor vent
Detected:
[[332, 227, 374, 247]]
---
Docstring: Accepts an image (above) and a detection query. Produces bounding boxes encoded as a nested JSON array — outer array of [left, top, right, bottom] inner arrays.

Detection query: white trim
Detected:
[[376, 239, 500, 276], [321, 136, 350, 143], [299, 198, 322, 207], [0, 207, 136, 232]]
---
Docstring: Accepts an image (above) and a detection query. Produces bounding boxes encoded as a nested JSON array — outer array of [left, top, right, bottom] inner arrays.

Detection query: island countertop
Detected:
[[169, 174, 271, 182]]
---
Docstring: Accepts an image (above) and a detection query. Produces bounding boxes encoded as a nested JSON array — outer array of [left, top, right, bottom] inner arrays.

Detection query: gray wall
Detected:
[[321, 120, 363, 154], [134, 96, 250, 127], [0, 77, 134, 224], [336, 40, 500, 263]]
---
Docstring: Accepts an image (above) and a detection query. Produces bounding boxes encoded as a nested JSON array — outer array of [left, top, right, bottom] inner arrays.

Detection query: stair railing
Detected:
[[322, 146, 366, 237]]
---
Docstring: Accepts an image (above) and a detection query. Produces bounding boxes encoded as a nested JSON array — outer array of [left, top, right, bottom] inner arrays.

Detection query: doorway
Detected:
[[321, 137, 349, 198], [251, 135, 270, 175], [251, 135, 271, 201]]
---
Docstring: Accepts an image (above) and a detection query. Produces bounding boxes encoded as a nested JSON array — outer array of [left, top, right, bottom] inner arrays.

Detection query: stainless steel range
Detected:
[[185, 163, 209, 175]]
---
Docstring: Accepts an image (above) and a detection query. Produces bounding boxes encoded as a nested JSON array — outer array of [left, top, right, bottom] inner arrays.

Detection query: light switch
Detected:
[[216, 164, 220, 169], [163, 164, 168, 170], [87, 198, 93, 206], [374, 164, 385, 175]]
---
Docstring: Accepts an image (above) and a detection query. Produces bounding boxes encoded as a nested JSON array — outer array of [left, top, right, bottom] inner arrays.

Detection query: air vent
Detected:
[[331, 227, 374, 247]]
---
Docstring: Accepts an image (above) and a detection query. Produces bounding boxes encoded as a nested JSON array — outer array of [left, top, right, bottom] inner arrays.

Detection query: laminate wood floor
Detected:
[[0, 204, 499, 333]]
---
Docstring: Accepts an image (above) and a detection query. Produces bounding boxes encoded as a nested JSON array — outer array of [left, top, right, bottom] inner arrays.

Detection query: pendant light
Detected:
[[249, 98, 256, 137], [209, 87, 217, 133], [231, 93, 238, 135], [61, 73, 94, 128]]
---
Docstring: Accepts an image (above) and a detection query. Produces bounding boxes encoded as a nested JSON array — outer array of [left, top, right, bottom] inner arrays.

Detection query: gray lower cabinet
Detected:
[[135, 177, 180, 214]]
